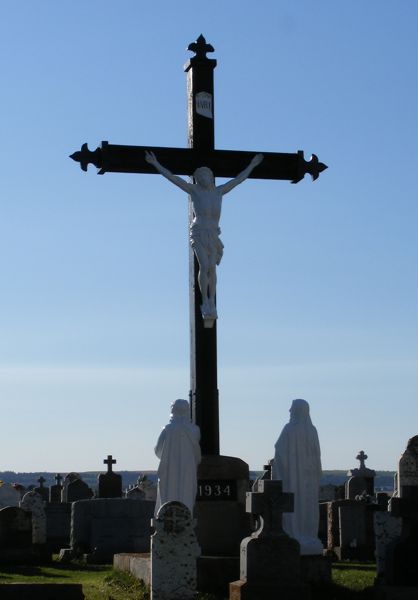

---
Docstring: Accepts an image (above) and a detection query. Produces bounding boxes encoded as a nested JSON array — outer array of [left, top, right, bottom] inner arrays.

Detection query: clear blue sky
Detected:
[[0, 1, 417, 473]]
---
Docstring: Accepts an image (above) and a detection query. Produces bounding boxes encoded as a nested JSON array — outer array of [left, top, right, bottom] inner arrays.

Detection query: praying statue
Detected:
[[154, 399, 201, 516], [272, 398, 323, 555], [145, 150, 263, 323]]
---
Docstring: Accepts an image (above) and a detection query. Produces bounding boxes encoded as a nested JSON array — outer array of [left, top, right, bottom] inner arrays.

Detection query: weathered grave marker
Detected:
[[151, 501, 200, 600]]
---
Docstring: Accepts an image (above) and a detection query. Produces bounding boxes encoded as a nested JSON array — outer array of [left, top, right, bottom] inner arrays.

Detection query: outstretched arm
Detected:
[[145, 151, 192, 193], [218, 153, 264, 195]]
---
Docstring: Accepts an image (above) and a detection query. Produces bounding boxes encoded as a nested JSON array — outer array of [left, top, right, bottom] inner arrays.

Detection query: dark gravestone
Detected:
[[345, 450, 376, 499], [98, 454, 122, 498], [230, 479, 309, 600], [46, 502, 71, 552], [70, 498, 155, 563], [0, 506, 42, 563], [383, 436, 418, 586], [66, 479, 93, 503], [49, 473, 63, 503], [34, 476, 49, 502]]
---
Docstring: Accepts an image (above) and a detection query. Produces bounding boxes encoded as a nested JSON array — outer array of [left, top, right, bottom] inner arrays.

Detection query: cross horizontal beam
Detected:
[[70, 141, 327, 183]]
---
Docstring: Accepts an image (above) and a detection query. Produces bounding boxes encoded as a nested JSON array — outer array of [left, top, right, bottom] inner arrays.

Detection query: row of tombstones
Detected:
[[1, 440, 418, 594], [321, 436, 418, 588]]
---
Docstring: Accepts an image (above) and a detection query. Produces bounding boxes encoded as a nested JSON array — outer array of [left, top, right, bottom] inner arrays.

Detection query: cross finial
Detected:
[[187, 34, 215, 60], [356, 450, 368, 470], [55, 473, 63, 486], [104, 454, 116, 473], [37, 476, 46, 488]]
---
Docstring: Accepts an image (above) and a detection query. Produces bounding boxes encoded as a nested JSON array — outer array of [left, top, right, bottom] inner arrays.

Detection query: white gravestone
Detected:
[[151, 501, 201, 600], [272, 398, 323, 555], [0, 484, 20, 509], [154, 399, 201, 516], [20, 490, 46, 544]]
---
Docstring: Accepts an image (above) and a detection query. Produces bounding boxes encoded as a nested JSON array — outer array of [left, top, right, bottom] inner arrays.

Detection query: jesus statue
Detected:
[[145, 150, 263, 323]]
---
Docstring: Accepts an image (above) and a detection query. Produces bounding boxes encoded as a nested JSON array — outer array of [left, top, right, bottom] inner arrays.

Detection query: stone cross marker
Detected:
[[230, 479, 309, 599], [50, 473, 64, 503], [98, 454, 122, 498], [104, 454, 116, 472], [70, 35, 327, 456]]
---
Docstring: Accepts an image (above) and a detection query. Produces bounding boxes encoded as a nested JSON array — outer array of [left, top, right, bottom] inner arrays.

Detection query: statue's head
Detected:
[[193, 166, 214, 188], [289, 398, 311, 423], [170, 398, 190, 419]]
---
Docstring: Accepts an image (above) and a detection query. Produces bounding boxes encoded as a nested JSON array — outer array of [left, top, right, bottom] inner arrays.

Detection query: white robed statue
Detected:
[[154, 399, 201, 516], [272, 398, 323, 555], [145, 150, 263, 325]]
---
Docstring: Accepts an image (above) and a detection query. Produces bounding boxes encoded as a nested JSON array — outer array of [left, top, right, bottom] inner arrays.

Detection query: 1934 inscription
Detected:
[[197, 479, 237, 501]]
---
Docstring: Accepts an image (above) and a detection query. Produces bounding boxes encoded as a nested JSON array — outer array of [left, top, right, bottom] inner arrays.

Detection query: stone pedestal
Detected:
[[195, 455, 251, 556]]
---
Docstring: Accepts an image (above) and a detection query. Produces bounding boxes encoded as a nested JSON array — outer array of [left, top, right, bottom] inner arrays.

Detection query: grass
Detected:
[[0, 559, 377, 600]]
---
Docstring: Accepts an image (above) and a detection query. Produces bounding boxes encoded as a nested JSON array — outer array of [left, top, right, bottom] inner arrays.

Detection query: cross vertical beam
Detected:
[[185, 36, 219, 455]]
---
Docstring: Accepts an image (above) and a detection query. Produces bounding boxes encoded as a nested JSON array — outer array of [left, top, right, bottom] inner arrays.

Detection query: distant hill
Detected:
[[0, 470, 395, 492]]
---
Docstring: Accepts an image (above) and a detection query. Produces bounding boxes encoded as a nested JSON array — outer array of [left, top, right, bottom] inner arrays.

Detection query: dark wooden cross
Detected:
[[55, 473, 63, 486], [70, 35, 327, 456], [103, 454, 116, 473], [37, 476, 46, 488]]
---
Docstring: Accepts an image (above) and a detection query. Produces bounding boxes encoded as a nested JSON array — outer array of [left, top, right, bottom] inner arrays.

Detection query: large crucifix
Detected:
[[70, 35, 327, 456]]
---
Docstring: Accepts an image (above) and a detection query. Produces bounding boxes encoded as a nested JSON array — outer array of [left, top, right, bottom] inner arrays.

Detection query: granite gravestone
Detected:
[[0, 506, 34, 563], [0, 483, 21, 509], [66, 478, 93, 503], [49, 473, 63, 503], [345, 451, 376, 499], [34, 476, 49, 502], [20, 491, 47, 544], [69, 498, 155, 563], [98, 455, 122, 498], [383, 436, 418, 587], [126, 477, 146, 499], [229, 479, 309, 600], [151, 501, 200, 600]]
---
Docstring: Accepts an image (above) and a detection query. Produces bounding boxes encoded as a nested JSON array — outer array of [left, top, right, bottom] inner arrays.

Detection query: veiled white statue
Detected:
[[272, 398, 323, 555], [154, 398, 201, 516], [145, 151, 263, 324]]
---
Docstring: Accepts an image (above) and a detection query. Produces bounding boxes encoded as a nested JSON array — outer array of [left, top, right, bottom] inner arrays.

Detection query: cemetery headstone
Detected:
[[20, 491, 47, 544], [229, 479, 309, 600], [345, 450, 376, 499], [126, 476, 146, 499], [374, 511, 402, 582], [0, 506, 34, 563], [34, 476, 49, 502], [98, 454, 122, 498], [381, 436, 418, 587], [0, 483, 21, 509], [151, 501, 200, 600], [398, 435, 418, 498], [46, 502, 72, 551], [68, 497, 155, 563], [49, 473, 63, 503], [66, 478, 94, 503]]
